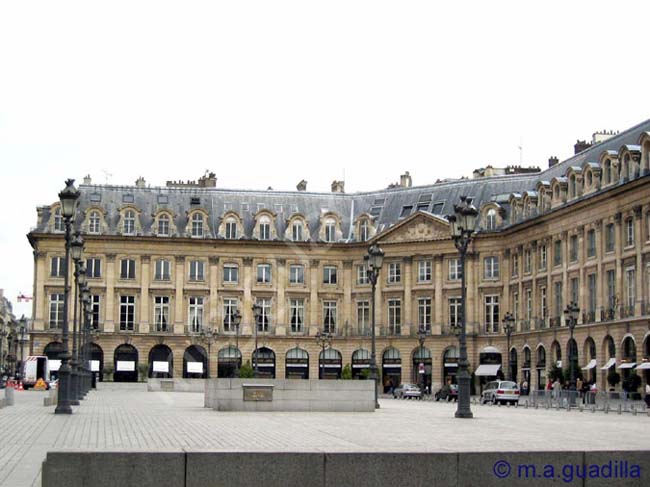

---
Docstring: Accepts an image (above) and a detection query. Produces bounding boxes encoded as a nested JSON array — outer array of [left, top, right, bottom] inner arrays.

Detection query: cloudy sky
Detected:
[[1, 1, 649, 319]]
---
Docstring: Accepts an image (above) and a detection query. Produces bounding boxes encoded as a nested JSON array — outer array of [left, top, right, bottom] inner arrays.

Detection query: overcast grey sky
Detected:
[[1, 1, 649, 318]]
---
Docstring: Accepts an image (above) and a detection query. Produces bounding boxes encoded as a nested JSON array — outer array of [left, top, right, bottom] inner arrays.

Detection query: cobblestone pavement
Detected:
[[1, 384, 649, 487]]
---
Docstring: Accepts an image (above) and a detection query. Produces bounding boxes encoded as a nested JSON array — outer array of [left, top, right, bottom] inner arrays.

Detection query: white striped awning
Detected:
[[636, 362, 650, 370], [581, 359, 597, 370], [617, 362, 636, 369], [475, 364, 501, 376], [600, 358, 616, 370], [444, 363, 459, 368]]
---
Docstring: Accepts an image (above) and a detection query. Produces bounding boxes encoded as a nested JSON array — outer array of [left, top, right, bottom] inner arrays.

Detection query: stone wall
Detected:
[[147, 378, 206, 393]]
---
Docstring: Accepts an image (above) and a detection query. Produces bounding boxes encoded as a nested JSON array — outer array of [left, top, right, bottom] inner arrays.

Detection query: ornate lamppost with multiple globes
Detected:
[[503, 312, 515, 381], [365, 244, 385, 409]]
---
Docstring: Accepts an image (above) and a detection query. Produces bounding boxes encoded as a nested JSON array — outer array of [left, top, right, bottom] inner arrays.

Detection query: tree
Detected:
[[607, 370, 620, 389], [341, 364, 352, 380], [622, 373, 641, 392], [239, 360, 254, 378], [548, 364, 565, 383]]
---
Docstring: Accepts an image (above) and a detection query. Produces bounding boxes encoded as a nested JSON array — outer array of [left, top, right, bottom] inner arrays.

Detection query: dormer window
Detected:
[[359, 219, 369, 241], [486, 209, 497, 231], [53, 208, 64, 232], [225, 217, 238, 239], [325, 218, 336, 243], [292, 221, 303, 241], [158, 214, 170, 236], [88, 211, 101, 234], [191, 213, 204, 237], [259, 215, 271, 240], [123, 210, 135, 235]]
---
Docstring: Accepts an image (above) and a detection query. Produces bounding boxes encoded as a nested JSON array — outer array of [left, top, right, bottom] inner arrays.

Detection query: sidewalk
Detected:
[[1, 384, 649, 487]]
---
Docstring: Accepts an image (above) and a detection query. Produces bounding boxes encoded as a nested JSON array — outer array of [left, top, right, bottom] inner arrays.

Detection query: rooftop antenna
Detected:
[[102, 169, 113, 185]]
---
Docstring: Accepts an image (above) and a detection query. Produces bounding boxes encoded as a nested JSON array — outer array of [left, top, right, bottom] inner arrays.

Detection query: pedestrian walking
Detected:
[[645, 383, 650, 408]]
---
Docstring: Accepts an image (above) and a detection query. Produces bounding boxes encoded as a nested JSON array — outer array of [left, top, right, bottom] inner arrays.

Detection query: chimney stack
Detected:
[[400, 171, 412, 188], [548, 156, 559, 168], [135, 176, 146, 188], [331, 180, 345, 193], [83, 174, 92, 185], [296, 180, 307, 191]]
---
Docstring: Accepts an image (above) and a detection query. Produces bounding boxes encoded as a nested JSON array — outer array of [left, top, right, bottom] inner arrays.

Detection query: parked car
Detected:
[[481, 380, 520, 405], [435, 383, 458, 402], [393, 383, 422, 399]]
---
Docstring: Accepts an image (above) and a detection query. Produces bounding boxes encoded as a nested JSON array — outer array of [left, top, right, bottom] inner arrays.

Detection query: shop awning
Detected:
[[600, 358, 616, 370], [581, 359, 597, 370], [475, 364, 501, 376], [617, 362, 636, 369], [444, 363, 458, 367], [636, 362, 650, 370]]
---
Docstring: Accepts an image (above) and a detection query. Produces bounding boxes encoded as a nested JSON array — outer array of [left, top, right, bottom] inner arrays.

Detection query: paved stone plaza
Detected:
[[1, 384, 649, 487]]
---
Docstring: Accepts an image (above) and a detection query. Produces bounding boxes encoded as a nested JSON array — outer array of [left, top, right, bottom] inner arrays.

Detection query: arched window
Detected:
[[486, 209, 497, 231], [158, 214, 170, 236], [259, 215, 271, 240], [604, 160, 611, 184], [88, 211, 101, 234], [53, 207, 64, 232], [586, 171, 592, 187], [123, 210, 135, 235], [191, 213, 204, 237], [324, 218, 336, 242], [292, 220, 303, 241], [569, 175, 576, 198], [225, 217, 238, 239]]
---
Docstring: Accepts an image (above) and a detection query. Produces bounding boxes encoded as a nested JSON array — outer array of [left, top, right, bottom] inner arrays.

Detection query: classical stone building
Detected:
[[27, 120, 650, 393]]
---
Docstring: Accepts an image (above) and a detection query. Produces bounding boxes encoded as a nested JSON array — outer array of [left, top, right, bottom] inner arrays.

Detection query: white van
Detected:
[[22, 356, 51, 389]]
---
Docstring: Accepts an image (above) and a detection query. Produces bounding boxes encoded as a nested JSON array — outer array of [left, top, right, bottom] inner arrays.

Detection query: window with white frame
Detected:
[[259, 216, 271, 240], [388, 299, 401, 334], [524, 249, 532, 274], [120, 259, 136, 280], [588, 274, 597, 314], [539, 244, 547, 270], [189, 260, 205, 281], [188, 296, 204, 333], [540, 286, 547, 319], [625, 218, 634, 247], [605, 223, 615, 252], [448, 258, 462, 280], [50, 256, 65, 278], [513, 292, 519, 321], [449, 297, 461, 326], [291, 221, 303, 241], [324, 218, 336, 242], [90, 295, 101, 328], [484, 256, 499, 279], [89, 211, 101, 234], [119, 295, 135, 330], [388, 262, 401, 284], [154, 259, 171, 281], [323, 265, 337, 284], [526, 288, 532, 321], [553, 240, 562, 267], [570, 277, 579, 305], [157, 214, 170, 236], [191, 213, 204, 237], [123, 210, 136, 235], [357, 300, 369, 333], [223, 263, 239, 283], [225, 218, 237, 239], [289, 264, 304, 284], [49, 293, 64, 328], [511, 253, 519, 277], [257, 264, 272, 283], [606, 269, 616, 309], [554, 282, 563, 320], [357, 265, 369, 285], [486, 209, 497, 231], [625, 267, 636, 312], [255, 298, 271, 331], [418, 260, 432, 282], [359, 219, 369, 241], [154, 296, 170, 331], [86, 258, 101, 278], [484, 295, 500, 333], [53, 207, 64, 232], [223, 298, 239, 331], [569, 235, 578, 262], [587, 229, 596, 258], [418, 297, 431, 331], [323, 301, 337, 333], [289, 298, 304, 333]]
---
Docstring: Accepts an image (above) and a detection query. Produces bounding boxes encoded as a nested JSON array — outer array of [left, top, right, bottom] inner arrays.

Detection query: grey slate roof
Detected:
[[32, 117, 650, 242]]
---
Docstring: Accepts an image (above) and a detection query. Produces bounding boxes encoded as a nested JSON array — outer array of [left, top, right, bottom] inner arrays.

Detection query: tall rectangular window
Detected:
[[525, 289, 532, 321], [191, 214, 204, 237], [625, 218, 634, 247], [154, 259, 171, 281], [50, 256, 66, 278], [255, 298, 271, 332], [540, 286, 547, 319], [606, 269, 616, 310], [588, 274, 597, 316], [569, 235, 578, 263], [388, 262, 401, 284], [323, 266, 338, 285], [154, 296, 170, 331], [257, 264, 272, 283], [587, 229, 596, 258], [449, 297, 461, 327], [357, 301, 369, 334], [223, 298, 239, 332], [225, 220, 237, 239], [418, 297, 431, 331], [49, 293, 64, 328], [289, 299, 304, 333], [553, 282, 563, 322], [90, 295, 101, 329], [539, 244, 547, 270], [189, 260, 205, 281], [605, 223, 615, 252], [570, 277, 579, 304], [188, 296, 204, 333], [292, 222, 303, 241], [289, 264, 304, 284], [513, 292, 519, 321], [259, 222, 271, 241], [449, 258, 462, 280], [119, 295, 135, 331], [511, 253, 519, 277], [484, 256, 499, 279], [157, 215, 170, 236], [524, 249, 532, 274], [418, 260, 432, 282], [86, 258, 101, 278], [357, 265, 369, 285], [120, 259, 136, 280], [553, 240, 562, 267], [625, 267, 636, 314], [223, 263, 239, 283], [485, 295, 500, 333], [388, 299, 401, 334], [323, 301, 337, 334]]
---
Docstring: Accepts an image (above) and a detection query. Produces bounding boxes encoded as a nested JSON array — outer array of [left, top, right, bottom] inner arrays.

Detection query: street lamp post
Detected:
[[503, 312, 515, 381], [315, 330, 333, 379], [564, 301, 580, 398], [80, 284, 91, 397], [232, 309, 242, 377], [448, 195, 477, 419], [365, 244, 385, 409], [70, 235, 85, 404], [417, 325, 427, 395], [252, 303, 262, 377], [0, 321, 7, 376], [199, 327, 217, 378], [55, 179, 80, 415], [18, 316, 27, 382]]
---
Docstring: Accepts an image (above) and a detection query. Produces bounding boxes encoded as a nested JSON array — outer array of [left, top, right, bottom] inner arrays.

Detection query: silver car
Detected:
[[393, 383, 422, 399], [481, 380, 520, 405]]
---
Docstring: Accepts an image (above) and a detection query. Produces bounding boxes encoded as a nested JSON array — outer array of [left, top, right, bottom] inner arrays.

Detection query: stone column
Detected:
[[634, 206, 643, 315], [465, 252, 477, 334], [174, 256, 185, 334], [309, 260, 319, 335], [403, 256, 412, 334], [595, 221, 604, 320], [276, 259, 286, 335], [139, 256, 150, 333], [208, 257, 219, 329], [104, 254, 116, 332], [531, 242, 538, 330], [615, 212, 623, 314], [242, 258, 253, 334], [33, 251, 46, 331], [433, 255, 443, 331], [343, 261, 353, 335]]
